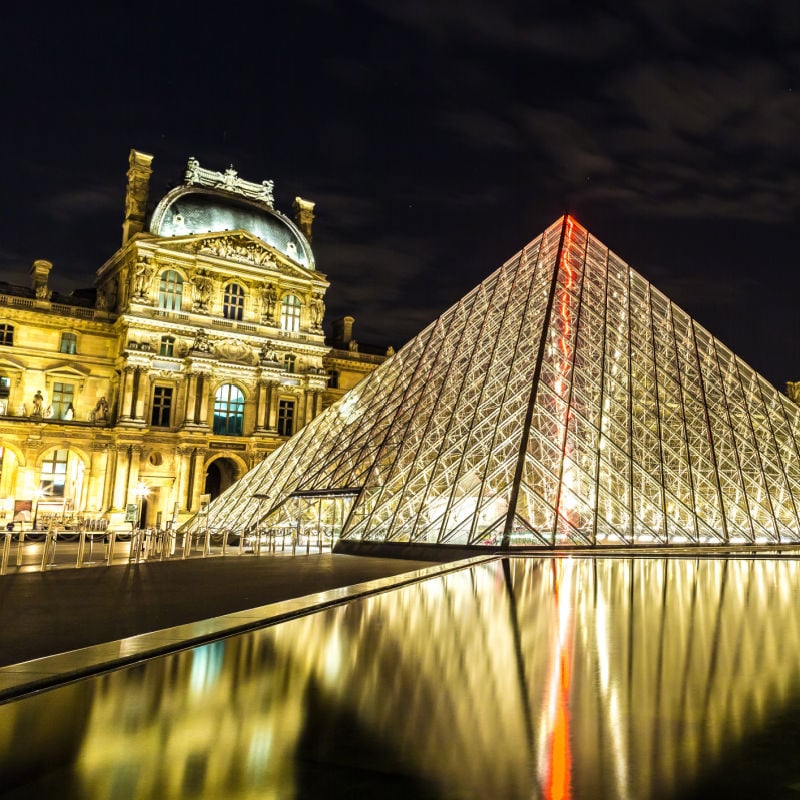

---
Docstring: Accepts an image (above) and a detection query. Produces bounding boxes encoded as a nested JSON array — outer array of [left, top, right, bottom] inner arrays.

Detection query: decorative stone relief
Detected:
[[184, 157, 275, 207], [213, 338, 258, 366], [196, 235, 279, 269]]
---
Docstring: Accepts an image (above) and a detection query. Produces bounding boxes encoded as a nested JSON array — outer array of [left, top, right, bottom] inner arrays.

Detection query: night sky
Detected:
[[3, 2, 798, 388]]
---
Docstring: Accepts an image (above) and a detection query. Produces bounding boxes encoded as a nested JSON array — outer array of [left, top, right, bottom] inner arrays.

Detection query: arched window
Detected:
[[40, 449, 69, 497], [213, 384, 244, 436], [158, 270, 183, 310], [223, 283, 245, 321], [280, 294, 301, 333]]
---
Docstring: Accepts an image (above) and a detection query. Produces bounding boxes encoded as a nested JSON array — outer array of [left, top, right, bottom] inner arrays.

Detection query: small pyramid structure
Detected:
[[193, 216, 800, 546]]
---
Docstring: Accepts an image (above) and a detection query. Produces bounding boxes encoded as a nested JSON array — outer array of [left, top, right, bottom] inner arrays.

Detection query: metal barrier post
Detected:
[[183, 530, 192, 559], [129, 529, 139, 562], [77, 529, 87, 568], [40, 531, 52, 571], [105, 531, 116, 565], [85, 531, 97, 565], [16, 530, 25, 567], [255, 529, 262, 557], [46, 527, 58, 568], [221, 530, 228, 557], [1, 532, 12, 575], [306, 528, 310, 555], [238, 531, 244, 556]]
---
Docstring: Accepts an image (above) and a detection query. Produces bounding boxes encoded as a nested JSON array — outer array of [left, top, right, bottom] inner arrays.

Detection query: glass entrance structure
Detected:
[[186, 217, 800, 547]]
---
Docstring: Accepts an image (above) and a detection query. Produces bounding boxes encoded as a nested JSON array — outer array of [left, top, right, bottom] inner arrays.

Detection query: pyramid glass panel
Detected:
[[186, 216, 800, 547]]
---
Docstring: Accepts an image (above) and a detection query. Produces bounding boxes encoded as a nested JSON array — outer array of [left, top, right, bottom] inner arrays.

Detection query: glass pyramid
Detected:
[[190, 216, 800, 547]]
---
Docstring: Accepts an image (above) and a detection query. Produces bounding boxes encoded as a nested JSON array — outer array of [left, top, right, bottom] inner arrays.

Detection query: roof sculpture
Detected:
[[189, 216, 800, 547]]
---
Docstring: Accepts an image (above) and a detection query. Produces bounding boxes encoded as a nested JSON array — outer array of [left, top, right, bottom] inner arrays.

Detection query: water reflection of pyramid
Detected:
[[198, 216, 800, 546]]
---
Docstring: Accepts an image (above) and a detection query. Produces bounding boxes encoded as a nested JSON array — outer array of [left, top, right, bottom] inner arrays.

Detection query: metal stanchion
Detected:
[[77, 529, 87, 568], [221, 530, 228, 557], [105, 531, 116, 565], [160, 530, 170, 561], [238, 531, 244, 556], [47, 527, 58, 568], [183, 530, 192, 559], [203, 528, 211, 558], [1, 532, 12, 575], [129, 529, 139, 562], [85, 531, 97, 565], [16, 529, 25, 567], [40, 530, 53, 571]]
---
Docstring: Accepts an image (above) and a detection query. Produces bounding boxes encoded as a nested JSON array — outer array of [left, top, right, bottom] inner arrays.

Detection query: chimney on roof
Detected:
[[332, 315, 355, 347], [30, 259, 53, 300], [293, 197, 315, 243], [122, 149, 154, 246]]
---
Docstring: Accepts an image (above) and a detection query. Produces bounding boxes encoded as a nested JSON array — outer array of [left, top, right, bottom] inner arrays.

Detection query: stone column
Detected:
[[175, 447, 193, 513], [183, 373, 197, 425], [87, 444, 109, 513], [112, 446, 131, 510], [254, 381, 265, 431], [102, 446, 117, 512], [117, 367, 135, 421], [127, 446, 143, 502], [188, 449, 207, 513], [266, 383, 277, 431], [197, 374, 210, 426], [133, 368, 151, 422]]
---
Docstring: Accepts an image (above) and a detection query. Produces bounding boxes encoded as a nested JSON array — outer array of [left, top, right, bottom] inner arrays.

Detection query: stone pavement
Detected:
[[0, 553, 438, 668]]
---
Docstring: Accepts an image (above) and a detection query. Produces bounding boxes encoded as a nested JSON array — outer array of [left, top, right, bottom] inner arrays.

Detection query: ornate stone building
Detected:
[[0, 150, 386, 528]]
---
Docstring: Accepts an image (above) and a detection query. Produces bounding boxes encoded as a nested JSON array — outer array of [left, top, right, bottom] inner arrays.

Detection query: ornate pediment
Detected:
[[43, 361, 92, 392], [195, 233, 280, 269], [157, 232, 315, 279]]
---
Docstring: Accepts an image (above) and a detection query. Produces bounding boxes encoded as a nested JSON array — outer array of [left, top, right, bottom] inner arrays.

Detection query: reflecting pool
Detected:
[[3, 557, 800, 798]]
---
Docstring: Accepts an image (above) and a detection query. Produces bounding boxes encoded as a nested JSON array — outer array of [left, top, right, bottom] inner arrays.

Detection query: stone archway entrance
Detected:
[[204, 458, 239, 500]]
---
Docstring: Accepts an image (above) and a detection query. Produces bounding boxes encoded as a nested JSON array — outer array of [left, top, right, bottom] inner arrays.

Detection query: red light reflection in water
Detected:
[[540, 559, 574, 800]]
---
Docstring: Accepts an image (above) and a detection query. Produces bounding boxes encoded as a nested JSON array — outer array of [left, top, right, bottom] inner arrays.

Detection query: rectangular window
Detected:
[[277, 398, 295, 437], [51, 382, 74, 419], [284, 354, 296, 373], [159, 336, 175, 357], [151, 386, 173, 427], [59, 332, 77, 354], [0, 325, 13, 346]]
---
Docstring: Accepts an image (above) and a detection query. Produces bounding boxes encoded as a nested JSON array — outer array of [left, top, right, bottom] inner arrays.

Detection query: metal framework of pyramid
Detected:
[[192, 216, 800, 547]]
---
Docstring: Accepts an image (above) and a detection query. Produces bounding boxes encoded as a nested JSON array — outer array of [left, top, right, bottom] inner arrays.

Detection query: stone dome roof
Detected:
[[149, 185, 314, 270]]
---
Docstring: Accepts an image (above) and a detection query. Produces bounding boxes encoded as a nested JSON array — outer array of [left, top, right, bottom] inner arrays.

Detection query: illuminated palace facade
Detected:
[[0, 151, 386, 528], [193, 216, 800, 548]]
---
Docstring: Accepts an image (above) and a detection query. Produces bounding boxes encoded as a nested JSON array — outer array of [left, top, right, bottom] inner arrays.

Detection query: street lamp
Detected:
[[134, 482, 150, 529]]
